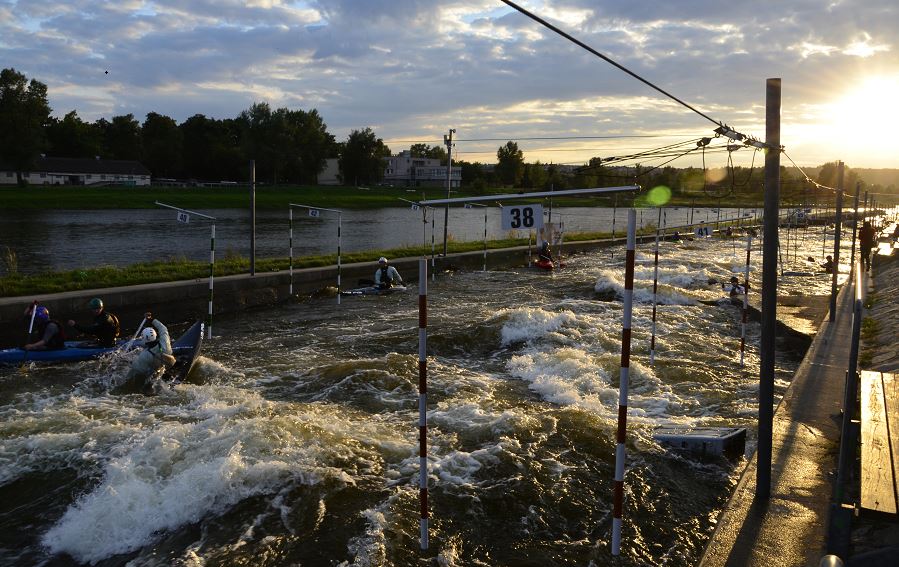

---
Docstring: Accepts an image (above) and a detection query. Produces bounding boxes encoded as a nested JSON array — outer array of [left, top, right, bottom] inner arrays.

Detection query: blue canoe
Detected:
[[0, 340, 133, 365], [164, 321, 205, 383]]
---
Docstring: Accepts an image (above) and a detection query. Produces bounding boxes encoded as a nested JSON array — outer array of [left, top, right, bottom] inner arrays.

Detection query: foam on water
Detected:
[[39, 387, 415, 564], [495, 307, 580, 346]]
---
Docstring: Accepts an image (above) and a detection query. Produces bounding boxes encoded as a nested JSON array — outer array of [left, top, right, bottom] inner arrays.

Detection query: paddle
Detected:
[[20, 300, 38, 368], [124, 317, 148, 352]]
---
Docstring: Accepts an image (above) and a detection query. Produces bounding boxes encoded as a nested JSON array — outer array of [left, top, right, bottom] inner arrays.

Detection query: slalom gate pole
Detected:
[[337, 214, 342, 304], [611, 208, 636, 556], [208, 223, 215, 339], [431, 209, 436, 282], [741, 236, 752, 366], [650, 207, 662, 366], [528, 231, 532, 267], [418, 259, 429, 550], [483, 210, 488, 271], [289, 208, 294, 296]]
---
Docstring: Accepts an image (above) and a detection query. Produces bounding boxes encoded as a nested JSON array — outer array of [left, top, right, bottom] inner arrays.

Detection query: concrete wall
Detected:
[[0, 239, 622, 346]]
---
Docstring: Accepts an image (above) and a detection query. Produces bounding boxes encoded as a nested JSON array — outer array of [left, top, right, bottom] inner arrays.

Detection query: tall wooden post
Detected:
[[757, 78, 781, 500]]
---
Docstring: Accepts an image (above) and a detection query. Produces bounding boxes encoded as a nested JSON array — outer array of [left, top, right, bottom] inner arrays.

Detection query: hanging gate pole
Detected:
[[208, 223, 215, 339], [289, 208, 294, 296], [418, 259, 429, 550], [741, 236, 753, 366], [650, 207, 662, 365], [612, 208, 637, 555]]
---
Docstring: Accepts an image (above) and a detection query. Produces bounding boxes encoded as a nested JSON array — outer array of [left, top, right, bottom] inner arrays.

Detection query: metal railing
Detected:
[[826, 260, 865, 559]]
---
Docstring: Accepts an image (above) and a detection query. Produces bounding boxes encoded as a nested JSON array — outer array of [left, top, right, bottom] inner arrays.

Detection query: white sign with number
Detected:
[[177, 212, 190, 224], [501, 204, 543, 231], [308, 209, 321, 218]]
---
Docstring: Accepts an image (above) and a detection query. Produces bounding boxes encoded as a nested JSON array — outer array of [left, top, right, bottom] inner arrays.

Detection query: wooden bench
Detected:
[[860, 370, 899, 516]]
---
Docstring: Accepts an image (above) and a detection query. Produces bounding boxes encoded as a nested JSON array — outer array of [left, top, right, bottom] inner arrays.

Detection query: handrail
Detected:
[[828, 260, 865, 557]]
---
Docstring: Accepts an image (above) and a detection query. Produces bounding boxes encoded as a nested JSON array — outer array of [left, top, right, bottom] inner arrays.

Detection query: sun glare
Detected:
[[829, 76, 899, 144]]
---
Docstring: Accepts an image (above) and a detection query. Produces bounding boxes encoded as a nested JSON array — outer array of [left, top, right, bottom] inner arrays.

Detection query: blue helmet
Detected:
[[34, 306, 50, 321]]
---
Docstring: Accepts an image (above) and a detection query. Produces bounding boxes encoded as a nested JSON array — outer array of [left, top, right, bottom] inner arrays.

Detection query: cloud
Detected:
[[2, 0, 897, 168]]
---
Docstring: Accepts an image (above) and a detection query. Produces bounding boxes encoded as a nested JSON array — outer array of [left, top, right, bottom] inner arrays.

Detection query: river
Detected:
[[0, 206, 758, 275], [0, 224, 843, 566]]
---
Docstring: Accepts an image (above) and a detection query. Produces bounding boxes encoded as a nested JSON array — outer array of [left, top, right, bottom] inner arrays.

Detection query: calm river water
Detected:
[[0, 224, 842, 566], [0, 206, 757, 275]]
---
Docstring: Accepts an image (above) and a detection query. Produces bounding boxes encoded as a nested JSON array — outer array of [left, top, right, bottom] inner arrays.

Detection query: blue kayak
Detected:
[[0, 340, 132, 365]]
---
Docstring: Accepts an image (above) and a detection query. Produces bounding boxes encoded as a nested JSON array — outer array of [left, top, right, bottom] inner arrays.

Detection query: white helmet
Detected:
[[378, 256, 388, 264], [141, 327, 158, 343]]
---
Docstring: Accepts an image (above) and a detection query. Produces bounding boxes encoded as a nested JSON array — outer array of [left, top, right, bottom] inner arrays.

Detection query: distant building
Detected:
[[318, 158, 341, 185], [383, 150, 461, 188], [0, 156, 152, 186]]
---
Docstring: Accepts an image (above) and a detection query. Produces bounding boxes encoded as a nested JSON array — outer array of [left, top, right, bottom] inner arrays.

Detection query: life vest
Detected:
[[379, 266, 393, 287], [35, 319, 67, 349]]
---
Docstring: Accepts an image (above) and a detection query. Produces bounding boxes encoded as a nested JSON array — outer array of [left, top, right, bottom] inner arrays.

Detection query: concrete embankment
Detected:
[[0, 238, 622, 346]]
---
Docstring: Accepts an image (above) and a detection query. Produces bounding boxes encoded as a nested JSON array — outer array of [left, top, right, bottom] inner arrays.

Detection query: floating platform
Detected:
[[653, 426, 747, 458]]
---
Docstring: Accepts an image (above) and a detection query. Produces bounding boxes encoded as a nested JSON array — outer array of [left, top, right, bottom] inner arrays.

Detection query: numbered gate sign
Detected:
[[177, 212, 190, 224], [308, 209, 321, 218], [501, 204, 543, 231]]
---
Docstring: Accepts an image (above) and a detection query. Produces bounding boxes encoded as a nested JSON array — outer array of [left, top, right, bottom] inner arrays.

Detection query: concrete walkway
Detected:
[[700, 276, 861, 566]]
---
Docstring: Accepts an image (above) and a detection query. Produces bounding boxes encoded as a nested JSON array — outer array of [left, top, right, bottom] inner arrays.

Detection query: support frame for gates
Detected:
[[414, 184, 640, 553], [288, 204, 343, 304], [155, 201, 216, 339]]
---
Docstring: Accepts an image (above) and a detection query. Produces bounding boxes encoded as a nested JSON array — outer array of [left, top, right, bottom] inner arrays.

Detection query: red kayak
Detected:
[[535, 259, 565, 271]]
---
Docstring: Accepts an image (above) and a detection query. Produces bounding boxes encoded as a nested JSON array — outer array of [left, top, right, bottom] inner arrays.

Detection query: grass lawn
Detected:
[[0, 183, 768, 210]]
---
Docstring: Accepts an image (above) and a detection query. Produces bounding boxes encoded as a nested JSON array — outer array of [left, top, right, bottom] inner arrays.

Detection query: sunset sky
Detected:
[[2, 0, 897, 171]]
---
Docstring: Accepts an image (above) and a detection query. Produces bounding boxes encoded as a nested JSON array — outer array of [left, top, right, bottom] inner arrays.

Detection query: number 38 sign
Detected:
[[501, 204, 543, 231]]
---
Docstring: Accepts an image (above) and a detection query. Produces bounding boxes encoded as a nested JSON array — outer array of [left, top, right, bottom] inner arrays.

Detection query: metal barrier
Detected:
[[826, 260, 865, 558]]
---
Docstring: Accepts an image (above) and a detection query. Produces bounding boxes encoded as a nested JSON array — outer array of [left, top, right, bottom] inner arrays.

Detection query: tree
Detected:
[[180, 114, 244, 181], [0, 68, 52, 184], [100, 114, 142, 160], [46, 110, 102, 159], [238, 102, 280, 183], [142, 112, 183, 178], [339, 127, 391, 186], [410, 143, 447, 162], [495, 141, 524, 187]]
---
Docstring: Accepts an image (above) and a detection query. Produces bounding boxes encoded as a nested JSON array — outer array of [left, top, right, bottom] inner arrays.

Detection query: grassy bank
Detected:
[[2, 227, 676, 297], [0, 184, 768, 210]]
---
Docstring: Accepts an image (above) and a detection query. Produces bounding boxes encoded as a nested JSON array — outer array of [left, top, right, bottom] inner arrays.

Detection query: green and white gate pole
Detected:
[[289, 204, 342, 303], [464, 203, 489, 271], [155, 201, 216, 339]]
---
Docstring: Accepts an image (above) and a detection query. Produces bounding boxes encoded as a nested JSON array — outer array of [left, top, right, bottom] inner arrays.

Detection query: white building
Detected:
[[0, 156, 152, 186], [383, 150, 461, 188]]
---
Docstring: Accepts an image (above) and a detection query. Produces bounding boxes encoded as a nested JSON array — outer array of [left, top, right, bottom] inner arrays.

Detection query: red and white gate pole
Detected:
[[612, 208, 636, 556], [740, 236, 753, 366], [650, 207, 662, 365], [418, 258, 429, 550]]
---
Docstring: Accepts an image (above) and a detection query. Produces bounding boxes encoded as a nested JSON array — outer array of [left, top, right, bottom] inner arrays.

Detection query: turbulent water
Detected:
[[0, 225, 845, 566]]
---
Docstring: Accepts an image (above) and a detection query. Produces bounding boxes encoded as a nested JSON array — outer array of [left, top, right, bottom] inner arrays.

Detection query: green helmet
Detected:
[[88, 298, 104, 310]]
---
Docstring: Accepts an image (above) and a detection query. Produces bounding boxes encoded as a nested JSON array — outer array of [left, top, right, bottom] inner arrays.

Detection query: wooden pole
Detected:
[[757, 78, 781, 500]]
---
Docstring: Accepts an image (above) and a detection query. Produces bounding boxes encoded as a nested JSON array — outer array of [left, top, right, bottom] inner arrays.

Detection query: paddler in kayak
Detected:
[[23, 304, 66, 351], [374, 257, 404, 290], [125, 312, 175, 393], [67, 297, 121, 347], [538, 240, 554, 264]]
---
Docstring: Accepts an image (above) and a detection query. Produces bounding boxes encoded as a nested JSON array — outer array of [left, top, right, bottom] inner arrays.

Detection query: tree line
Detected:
[[1, 68, 895, 203]]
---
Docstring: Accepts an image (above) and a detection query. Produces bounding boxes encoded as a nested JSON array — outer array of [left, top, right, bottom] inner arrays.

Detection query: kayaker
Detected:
[[723, 276, 746, 298], [67, 297, 121, 347], [374, 257, 403, 289], [126, 312, 175, 388], [23, 305, 66, 351], [538, 241, 554, 263], [821, 255, 835, 274]]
